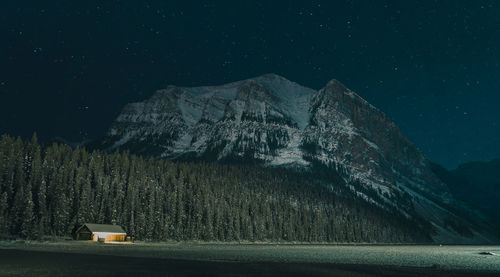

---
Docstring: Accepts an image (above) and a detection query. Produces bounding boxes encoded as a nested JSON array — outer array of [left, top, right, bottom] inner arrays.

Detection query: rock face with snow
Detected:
[[96, 74, 496, 243]]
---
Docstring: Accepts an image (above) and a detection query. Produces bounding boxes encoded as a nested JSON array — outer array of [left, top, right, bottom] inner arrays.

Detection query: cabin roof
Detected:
[[79, 223, 126, 233]]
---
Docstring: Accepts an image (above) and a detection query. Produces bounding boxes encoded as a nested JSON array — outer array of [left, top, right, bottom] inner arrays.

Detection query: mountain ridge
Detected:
[[91, 74, 498, 244], [432, 159, 500, 236]]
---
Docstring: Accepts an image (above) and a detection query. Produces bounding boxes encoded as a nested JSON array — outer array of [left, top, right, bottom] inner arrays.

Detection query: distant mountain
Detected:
[[432, 159, 500, 234], [91, 74, 498, 243]]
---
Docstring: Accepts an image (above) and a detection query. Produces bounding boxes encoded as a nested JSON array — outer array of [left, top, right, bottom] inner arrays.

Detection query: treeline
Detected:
[[0, 134, 431, 242]]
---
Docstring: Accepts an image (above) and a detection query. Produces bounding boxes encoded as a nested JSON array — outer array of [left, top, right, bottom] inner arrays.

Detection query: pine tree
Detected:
[[21, 189, 35, 239], [0, 136, 16, 207], [11, 138, 26, 235], [37, 177, 48, 239], [0, 192, 8, 236]]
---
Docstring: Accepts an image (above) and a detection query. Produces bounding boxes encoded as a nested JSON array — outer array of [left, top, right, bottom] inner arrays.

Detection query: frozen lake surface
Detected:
[[1, 241, 499, 276]]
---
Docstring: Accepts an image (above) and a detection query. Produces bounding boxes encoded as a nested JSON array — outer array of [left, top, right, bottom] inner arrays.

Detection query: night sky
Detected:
[[1, 1, 499, 169]]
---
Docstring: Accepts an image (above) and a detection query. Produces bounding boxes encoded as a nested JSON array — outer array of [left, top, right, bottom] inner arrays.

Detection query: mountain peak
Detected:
[[257, 73, 287, 80], [323, 79, 370, 104], [325, 78, 348, 91]]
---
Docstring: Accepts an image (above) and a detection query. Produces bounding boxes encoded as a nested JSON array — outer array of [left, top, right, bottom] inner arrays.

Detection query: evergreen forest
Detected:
[[0, 134, 432, 242]]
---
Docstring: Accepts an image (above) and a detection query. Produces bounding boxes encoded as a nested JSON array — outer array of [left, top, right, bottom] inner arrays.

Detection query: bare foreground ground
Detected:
[[0, 241, 499, 277]]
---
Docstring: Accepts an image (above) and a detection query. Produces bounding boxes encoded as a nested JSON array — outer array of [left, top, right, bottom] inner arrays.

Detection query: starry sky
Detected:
[[1, 0, 499, 169]]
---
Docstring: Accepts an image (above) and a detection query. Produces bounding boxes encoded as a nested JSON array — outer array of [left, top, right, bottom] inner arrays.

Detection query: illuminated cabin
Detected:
[[75, 223, 126, 242]]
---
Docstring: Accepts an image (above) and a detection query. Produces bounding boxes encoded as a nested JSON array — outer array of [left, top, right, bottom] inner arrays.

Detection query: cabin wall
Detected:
[[76, 226, 92, 240], [106, 234, 126, 242], [92, 232, 126, 242], [76, 232, 92, 240]]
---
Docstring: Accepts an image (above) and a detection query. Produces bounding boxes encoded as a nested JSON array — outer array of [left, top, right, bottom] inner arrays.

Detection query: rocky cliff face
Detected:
[[95, 74, 496, 243]]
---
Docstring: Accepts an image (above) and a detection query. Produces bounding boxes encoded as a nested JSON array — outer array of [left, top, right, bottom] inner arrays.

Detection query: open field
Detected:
[[1, 241, 499, 276]]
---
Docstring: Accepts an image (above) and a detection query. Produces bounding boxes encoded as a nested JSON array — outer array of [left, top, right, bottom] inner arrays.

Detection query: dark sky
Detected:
[[1, 0, 499, 169]]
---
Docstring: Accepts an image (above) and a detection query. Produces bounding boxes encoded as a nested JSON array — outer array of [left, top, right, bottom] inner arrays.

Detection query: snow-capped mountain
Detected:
[[95, 74, 496, 243]]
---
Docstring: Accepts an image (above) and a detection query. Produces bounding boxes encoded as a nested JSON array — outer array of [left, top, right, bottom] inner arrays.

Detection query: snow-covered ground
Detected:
[[1, 241, 499, 273]]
